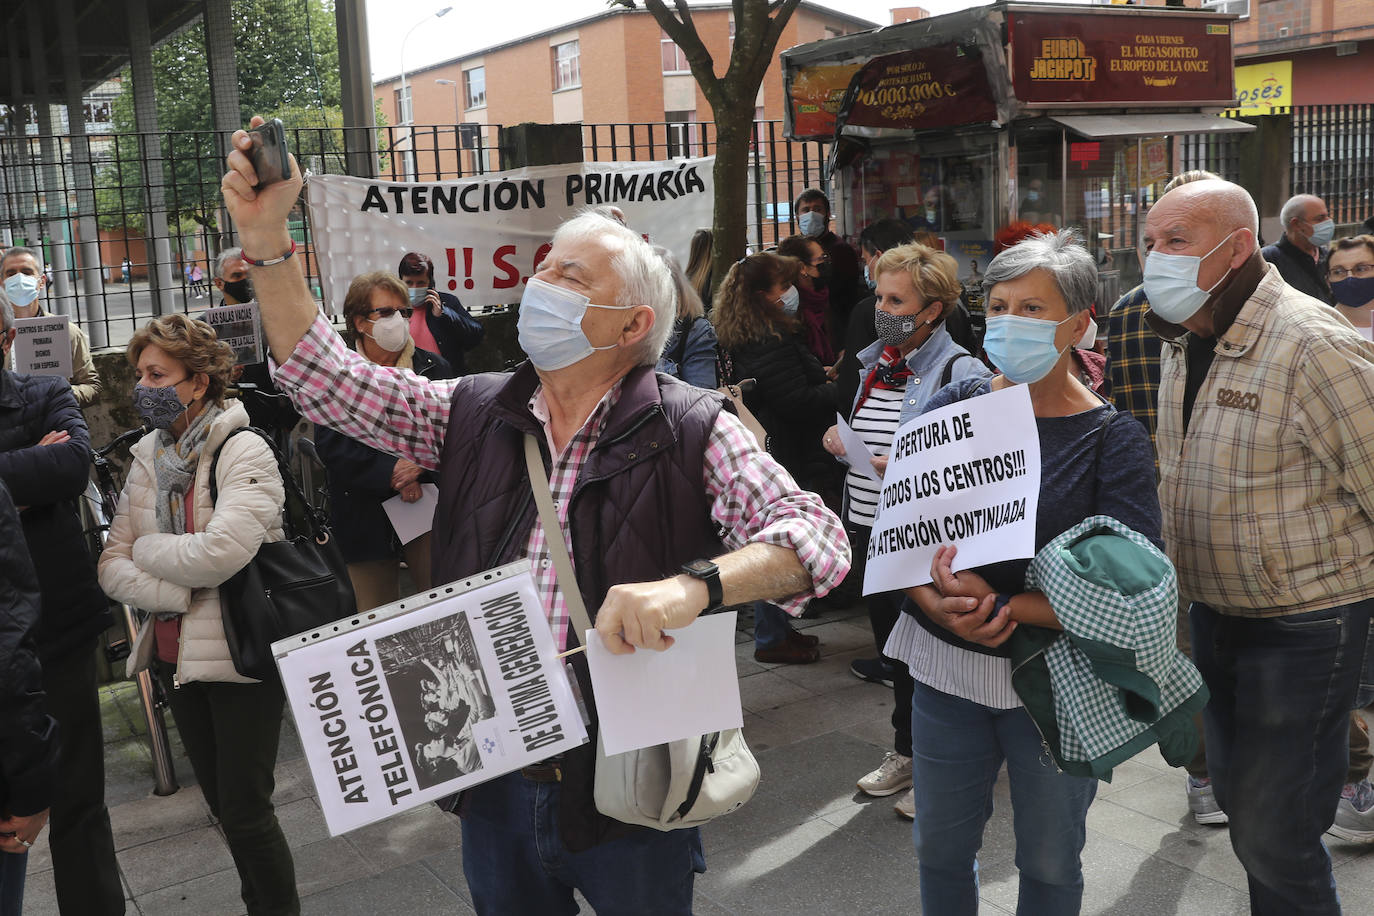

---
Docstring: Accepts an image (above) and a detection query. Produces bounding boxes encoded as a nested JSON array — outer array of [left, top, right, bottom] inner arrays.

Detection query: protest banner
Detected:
[[863, 384, 1041, 594], [11, 316, 72, 378], [204, 302, 265, 365], [307, 156, 715, 313], [274, 561, 588, 835]]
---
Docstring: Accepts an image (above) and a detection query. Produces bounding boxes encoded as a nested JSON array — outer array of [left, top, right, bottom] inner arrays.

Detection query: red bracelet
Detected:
[[241, 239, 297, 267]]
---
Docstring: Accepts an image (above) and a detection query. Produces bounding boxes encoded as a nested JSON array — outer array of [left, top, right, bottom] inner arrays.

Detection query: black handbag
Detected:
[[208, 427, 356, 681]]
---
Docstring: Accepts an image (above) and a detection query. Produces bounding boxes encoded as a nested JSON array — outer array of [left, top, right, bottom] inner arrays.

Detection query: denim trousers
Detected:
[[753, 601, 792, 649], [460, 771, 705, 914], [0, 851, 26, 916], [1191, 599, 1374, 915], [910, 679, 1097, 916], [156, 664, 299, 916]]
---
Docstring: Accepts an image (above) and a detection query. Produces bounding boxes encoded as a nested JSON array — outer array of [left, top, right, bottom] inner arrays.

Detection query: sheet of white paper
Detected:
[[585, 612, 743, 756], [382, 484, 439, 545], [836, 413, 881, 482], [863, 384, 1042, 594]]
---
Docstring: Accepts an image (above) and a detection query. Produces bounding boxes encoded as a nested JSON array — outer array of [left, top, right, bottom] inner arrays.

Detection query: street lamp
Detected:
[[398, 5, 453, 179], [435, 78, 460, 124]]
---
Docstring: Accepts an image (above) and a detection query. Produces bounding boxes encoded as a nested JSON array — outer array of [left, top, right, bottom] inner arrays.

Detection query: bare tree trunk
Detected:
[[710, 101, 755, 294]]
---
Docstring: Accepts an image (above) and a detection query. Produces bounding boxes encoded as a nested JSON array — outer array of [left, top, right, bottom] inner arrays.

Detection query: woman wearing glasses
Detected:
[[777, 234, 838, 368], [1328, 235, 1374, 340], [315, 272, 456, 610]]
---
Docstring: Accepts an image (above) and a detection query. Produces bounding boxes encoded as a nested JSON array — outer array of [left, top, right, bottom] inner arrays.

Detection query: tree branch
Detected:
[[643, 0, 724, 109]]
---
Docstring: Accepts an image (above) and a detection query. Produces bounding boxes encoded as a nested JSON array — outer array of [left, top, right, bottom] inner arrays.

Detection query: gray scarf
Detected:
[[152, 404, 223, 535]]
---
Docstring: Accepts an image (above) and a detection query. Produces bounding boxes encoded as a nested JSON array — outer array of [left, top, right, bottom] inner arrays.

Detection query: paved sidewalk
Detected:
[[22, 604, 1374, 914]]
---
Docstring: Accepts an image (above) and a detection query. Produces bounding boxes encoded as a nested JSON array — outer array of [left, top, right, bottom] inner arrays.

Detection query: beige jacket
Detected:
[[1155, 262, 1374, 616], [97, 401, 284, 683]]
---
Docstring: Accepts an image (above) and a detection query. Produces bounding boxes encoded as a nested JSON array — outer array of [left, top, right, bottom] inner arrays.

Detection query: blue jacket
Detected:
[[656, 315, 719, 390], [850, 324, 989, 428]]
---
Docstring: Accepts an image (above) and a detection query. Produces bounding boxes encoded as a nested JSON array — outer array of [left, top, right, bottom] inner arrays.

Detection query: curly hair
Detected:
[[872, 243, 963, 321], [712, 252, 802, 351], [343, 271, 410, 345], [126, 314, 237, 406]]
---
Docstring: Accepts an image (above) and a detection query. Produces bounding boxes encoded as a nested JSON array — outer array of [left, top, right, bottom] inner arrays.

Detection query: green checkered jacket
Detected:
[[1009, 516, 1208, 782]]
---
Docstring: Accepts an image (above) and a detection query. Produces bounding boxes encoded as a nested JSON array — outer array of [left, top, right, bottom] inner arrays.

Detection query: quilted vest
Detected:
[[434, 361, 726, 851]]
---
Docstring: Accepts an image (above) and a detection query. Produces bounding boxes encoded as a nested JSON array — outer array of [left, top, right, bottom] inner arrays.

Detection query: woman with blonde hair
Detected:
[[98, 313, 298, 914]]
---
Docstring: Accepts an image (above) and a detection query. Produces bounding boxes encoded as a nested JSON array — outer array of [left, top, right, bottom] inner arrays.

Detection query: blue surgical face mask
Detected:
[[3, 272, 40, 307], [132, 381, 190, 431], [982, 313, 1077, 384], [517, 277, 636, 371], [1308, 219, 1335, 249], [407, 286, 427, 306], [778, 285, 800, 316], [1142, 231, 1237, 325], [1333, 275, 1374, 308], [863, 263, 875, 290], [798, 211, 827, 238]]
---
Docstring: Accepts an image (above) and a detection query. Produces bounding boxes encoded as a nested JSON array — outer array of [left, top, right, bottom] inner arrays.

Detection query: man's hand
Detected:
[[399, 482, 423, 503], [221, 116, 304, 251], [426, 289, 444, 318], [0, 810, 48, 855], [391, 458, 423, 491], [821, 424, 846, 457], [36, 430, 70, 447], [593, 575, 706, 654]]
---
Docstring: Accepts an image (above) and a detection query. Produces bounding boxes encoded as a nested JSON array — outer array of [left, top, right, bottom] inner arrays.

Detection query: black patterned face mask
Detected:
[[132, 383, 188, 430]]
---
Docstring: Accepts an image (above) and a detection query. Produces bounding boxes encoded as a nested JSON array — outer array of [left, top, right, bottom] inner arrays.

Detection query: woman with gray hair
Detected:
[[885, 229, 1164, 914]]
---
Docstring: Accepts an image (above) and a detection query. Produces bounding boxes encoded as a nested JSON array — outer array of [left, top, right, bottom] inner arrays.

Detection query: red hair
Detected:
[[994, 221, 1059, 253]]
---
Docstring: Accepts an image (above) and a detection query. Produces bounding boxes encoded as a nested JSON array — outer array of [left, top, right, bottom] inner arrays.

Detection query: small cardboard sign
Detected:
[[11, 316, 72, 378]]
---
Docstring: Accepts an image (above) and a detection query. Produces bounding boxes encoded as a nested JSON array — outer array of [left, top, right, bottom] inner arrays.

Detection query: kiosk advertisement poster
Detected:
[[839, 44, 997, 132], [1009, 11, 1235, 106], [863, 384, 1041, 594], [307, 157, 714, 313], [275, 564, 588, 835], [788, 63, 863, 140]]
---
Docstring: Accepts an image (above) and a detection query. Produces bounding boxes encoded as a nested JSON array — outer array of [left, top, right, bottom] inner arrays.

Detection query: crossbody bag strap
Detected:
[[522, 433, 595, 641]]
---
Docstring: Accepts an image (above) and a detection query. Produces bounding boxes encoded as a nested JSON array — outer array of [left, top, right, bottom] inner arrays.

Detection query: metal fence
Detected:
[[0, 120, 828, 350], [1290, 104, 1374, 225]]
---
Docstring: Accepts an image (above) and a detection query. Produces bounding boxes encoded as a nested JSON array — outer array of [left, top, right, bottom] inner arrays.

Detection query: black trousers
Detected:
[[42, 639, 125, 915]]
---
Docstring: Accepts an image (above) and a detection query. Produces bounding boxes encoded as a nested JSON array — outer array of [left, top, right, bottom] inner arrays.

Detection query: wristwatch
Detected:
[[680, 559, 724, 613]]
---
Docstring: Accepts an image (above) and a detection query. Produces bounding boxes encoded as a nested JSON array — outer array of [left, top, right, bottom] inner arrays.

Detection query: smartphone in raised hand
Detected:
[[248, 119, 290, 190]]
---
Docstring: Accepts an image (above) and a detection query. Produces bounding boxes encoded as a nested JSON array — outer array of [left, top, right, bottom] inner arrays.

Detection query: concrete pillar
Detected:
[[2, 28, 31, 243], [203, 0, 241, 254], [27, 2, 68, 301], [127, 0, 175, 317], [58, 0, 109, 342], [1237, 114, 1292, 227], [337, 0, 378, 179]]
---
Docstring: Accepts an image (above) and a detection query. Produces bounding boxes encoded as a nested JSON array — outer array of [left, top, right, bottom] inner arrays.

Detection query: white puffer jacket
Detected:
[[98, 401, 284, 684]]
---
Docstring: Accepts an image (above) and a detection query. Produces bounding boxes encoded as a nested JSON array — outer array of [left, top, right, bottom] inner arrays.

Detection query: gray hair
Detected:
[[0, 287, 12, 333], [0, 246, 38, 273], [652, 245, 705, 321], [983, 229, 1098, 315], [1280, 193, 1323, 229], [214, 247, 244, 279], [550, 212, 676, 366]]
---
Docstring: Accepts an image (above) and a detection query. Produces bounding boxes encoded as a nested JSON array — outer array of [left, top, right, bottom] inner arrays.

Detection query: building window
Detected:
[[394, 84, 412, 123], [661, 30, 690, 73], [1201, 0, 1249, 17], [552, 40, 581, 91], [666, 110, 698, 158], [728, 18, 735, 55], [464, 67, 486, 109]]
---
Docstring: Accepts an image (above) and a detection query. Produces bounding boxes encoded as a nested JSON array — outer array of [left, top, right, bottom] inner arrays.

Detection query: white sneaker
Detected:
[[1186, 775, 1228, 826], [857, 751, 912, 797], [1327, 780, 1374, 843], [893, 787, 915, 820]]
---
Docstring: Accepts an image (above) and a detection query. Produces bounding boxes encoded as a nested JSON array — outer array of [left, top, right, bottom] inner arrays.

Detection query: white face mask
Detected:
[[1142, 231, 1237, 325], [368, 311, 410, 353], [517, 277, 636, 371], [1077, 318, 1098, 349]]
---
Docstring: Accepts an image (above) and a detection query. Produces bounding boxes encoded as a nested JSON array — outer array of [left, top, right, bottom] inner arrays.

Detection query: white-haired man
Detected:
[[1262, 193, 1334, 304], [221, 117, 849, 913], [1144, 178, 1374, 913]]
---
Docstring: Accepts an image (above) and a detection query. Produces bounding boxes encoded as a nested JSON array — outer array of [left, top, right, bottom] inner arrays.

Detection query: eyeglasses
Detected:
[[809, 256, 830, 267], [1328, 263, 1374, 282], [366, 306, 413, 320]]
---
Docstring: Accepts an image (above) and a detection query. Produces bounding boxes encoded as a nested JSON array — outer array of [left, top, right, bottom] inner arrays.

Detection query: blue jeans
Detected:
[[460, 771, 705, 914], [0, 851, 26, 916], [753, 601, 792, 649], [1191, 599, 1374, 915], [910, 679, 1097, 916]]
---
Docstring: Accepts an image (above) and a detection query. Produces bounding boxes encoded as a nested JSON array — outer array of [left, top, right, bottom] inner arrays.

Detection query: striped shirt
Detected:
[[885, 614, 1020, 709], [845, 386, 905, 527], [274, 315, 851, 648]]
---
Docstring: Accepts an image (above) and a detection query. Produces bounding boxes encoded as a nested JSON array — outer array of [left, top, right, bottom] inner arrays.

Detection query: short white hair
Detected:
[[1280, 193, 1323, 229], [214, 247, 244, 279], [983, 229, 1098, 315], [550, 212, 676, 366]]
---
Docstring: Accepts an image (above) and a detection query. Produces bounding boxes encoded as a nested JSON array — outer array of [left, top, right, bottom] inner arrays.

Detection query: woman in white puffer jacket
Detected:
[[98, 314, 299, 915]]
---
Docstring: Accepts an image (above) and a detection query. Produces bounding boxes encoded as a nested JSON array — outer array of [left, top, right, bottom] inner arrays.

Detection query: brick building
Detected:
[[374, 2, 878, 174]]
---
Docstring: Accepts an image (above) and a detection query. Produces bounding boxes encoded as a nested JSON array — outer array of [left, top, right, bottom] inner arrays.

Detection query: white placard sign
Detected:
[[307, 157, 715, 313], [274, 563, 588, 835], [863, 384, 1041, 594], [204, 302, 265, 365], [11, 316, 72, 378], [382, 483, 439, 545]]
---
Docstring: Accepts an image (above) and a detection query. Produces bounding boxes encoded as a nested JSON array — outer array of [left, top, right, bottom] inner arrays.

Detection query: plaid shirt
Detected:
[[1107, 284, 1161, 446], [1155, 265, 1374, 616], [275, 316, 850, 646]]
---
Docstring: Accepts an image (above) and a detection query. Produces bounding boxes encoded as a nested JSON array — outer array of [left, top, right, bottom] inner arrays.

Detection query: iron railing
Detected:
[[1290, 104, 1374, 225]]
